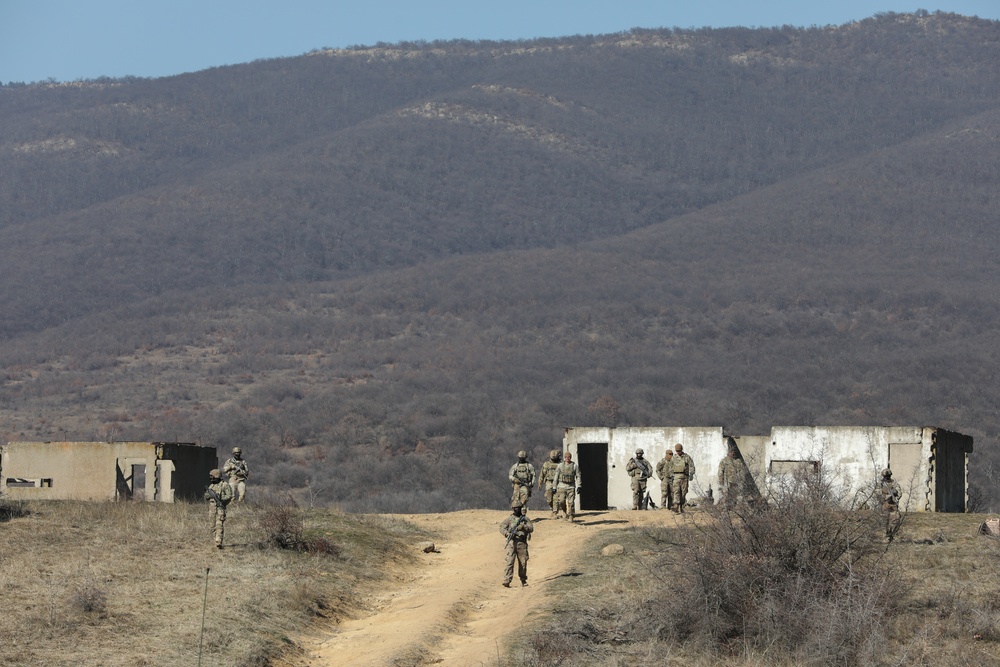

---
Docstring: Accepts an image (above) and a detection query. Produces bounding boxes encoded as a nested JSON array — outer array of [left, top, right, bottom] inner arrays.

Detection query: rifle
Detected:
[[205, 486, 226, 507], [644, 491, 657, 510], [505, 514, 528, 548]]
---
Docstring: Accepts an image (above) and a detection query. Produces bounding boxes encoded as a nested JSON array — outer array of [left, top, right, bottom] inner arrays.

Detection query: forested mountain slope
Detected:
[[1, 12, 998, 510]]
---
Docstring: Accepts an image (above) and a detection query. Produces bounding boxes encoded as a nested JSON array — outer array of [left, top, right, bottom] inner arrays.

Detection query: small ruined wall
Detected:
[[0, 441, 219, 502], [1, 441, 155, 501]]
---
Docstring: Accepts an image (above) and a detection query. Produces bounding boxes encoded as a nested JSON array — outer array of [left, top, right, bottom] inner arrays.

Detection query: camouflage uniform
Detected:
[[880, 469, 902, 511], [554, 454, 580, 521], [717, 453, 744, 508], [671, 445, 696, 513], [223, 447, 249, 502], [204, 470, 234, 548], [538, 450, 562, 516], [626, 449, 653, 510], [656, 451, 675, 510], [508, 452, 536, 509], [500, 505, 534, 587]]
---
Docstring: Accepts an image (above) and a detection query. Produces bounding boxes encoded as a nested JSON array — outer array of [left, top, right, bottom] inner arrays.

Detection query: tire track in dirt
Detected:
[[285, 508, 673, 666]]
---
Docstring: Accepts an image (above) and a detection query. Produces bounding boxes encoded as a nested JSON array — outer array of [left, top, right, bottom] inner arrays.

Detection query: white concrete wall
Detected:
[[1, 441, 157, 501], [562, 425, 967, 513], [565, 426, 725, 509], [767, 426, 931, 507]]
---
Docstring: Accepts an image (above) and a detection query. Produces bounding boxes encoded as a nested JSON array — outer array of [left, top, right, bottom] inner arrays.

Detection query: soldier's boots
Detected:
[[502, 581, 511, 588]]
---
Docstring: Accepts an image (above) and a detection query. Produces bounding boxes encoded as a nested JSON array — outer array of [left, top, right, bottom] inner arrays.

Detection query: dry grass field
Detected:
[[0, 498, 426, 667], [3, 496, 1000, 667], [504, 510, 1000, 667]]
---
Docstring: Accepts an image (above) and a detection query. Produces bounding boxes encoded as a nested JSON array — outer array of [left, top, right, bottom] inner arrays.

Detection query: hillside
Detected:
[[0, 12, 999, 510]]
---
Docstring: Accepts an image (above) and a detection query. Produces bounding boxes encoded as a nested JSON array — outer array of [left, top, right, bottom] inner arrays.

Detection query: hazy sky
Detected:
[[2, 1, 999, 83]]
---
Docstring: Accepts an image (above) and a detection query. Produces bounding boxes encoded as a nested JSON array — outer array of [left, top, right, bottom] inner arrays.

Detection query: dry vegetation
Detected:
[[0, 497, 426, 667], [3, 491, 1000, 667], [503, 490, 1000, 666]]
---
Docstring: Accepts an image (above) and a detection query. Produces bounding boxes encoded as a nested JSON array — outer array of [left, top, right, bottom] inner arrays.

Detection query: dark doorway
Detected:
[[578, 442, 608, 510], [132, 465, 146, 501], [934, 444, 965, 512]]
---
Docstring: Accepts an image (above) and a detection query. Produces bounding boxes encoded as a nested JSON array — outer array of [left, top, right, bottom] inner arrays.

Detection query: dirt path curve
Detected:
[[285, 508, 673, 667]]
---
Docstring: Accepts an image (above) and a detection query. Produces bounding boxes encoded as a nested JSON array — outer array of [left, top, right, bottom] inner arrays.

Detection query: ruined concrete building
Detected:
[[0, 441, 218, 502], [562, 425, 972, 512]]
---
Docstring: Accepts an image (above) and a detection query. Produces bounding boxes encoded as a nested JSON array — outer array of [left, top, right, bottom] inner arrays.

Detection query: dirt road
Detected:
[[285, 508, 677, 666]]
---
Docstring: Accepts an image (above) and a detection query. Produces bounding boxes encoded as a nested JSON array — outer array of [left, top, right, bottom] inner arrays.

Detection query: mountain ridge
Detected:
[[1, 11, 999, 510]]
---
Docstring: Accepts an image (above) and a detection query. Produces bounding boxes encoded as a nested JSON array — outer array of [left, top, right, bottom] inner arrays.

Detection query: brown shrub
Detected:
[[250, 493, 340, 555], [667, 469, 903, 666]]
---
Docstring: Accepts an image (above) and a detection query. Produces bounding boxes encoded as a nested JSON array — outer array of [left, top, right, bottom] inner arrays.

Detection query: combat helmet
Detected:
[[550, 449, 561, 461], [232, 447, 242, 455], [209, 468, 222, 479], [635, 448, 644, 456], [517, 450, 527, 459], [881, 468, 892, 478]]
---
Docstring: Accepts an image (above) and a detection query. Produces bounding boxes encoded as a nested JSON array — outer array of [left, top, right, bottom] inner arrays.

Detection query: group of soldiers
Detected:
[[500, 442, 907, 587], [204, 447, 251, 549], [499, 440, 772, 586], [509, 448, 582, 522], [500, 449, 580, 587], [499, 444, 701, 588], [627, 444, 697, 513]]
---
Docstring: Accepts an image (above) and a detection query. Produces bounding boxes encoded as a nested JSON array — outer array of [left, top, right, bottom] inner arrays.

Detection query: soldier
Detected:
[[671, 443, 696, 513], [223, 447, 250, 502], [626, 448, 653, 510], [508, 450, 536, 509], [656, 450, 675, 511], [538, 449, 562, 517], [554, 451, 581, 522], [204, 469, 234, 549], [717, 439, 743, 509], [500, 502, 534, 587], [880, 468, 902, 512]]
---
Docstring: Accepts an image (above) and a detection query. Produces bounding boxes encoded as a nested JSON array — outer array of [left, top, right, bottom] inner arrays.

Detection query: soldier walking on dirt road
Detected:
[[500, 503, 534, 587], [509, 451, 535, 509]]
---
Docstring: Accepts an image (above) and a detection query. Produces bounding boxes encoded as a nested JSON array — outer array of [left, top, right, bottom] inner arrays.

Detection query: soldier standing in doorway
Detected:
[[878, 467, 903, 540], [554, 451, 581, 522], [626, 448, 653, 510], [204, 469, 234, 549], [671, 443, 696, 513], [656, 449, 675, 511], [538, 449, 562, 517], [880, 468, 902, 511], [509, 450, 536, 510], [500, 502, 534, 587], [223, 447, 250, 503]]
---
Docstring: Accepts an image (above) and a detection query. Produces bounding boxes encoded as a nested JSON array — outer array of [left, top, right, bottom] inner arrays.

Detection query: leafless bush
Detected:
[[251, 493, 339, 555], [69, 584, 108, 615], [667, 468, 903, 666]]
